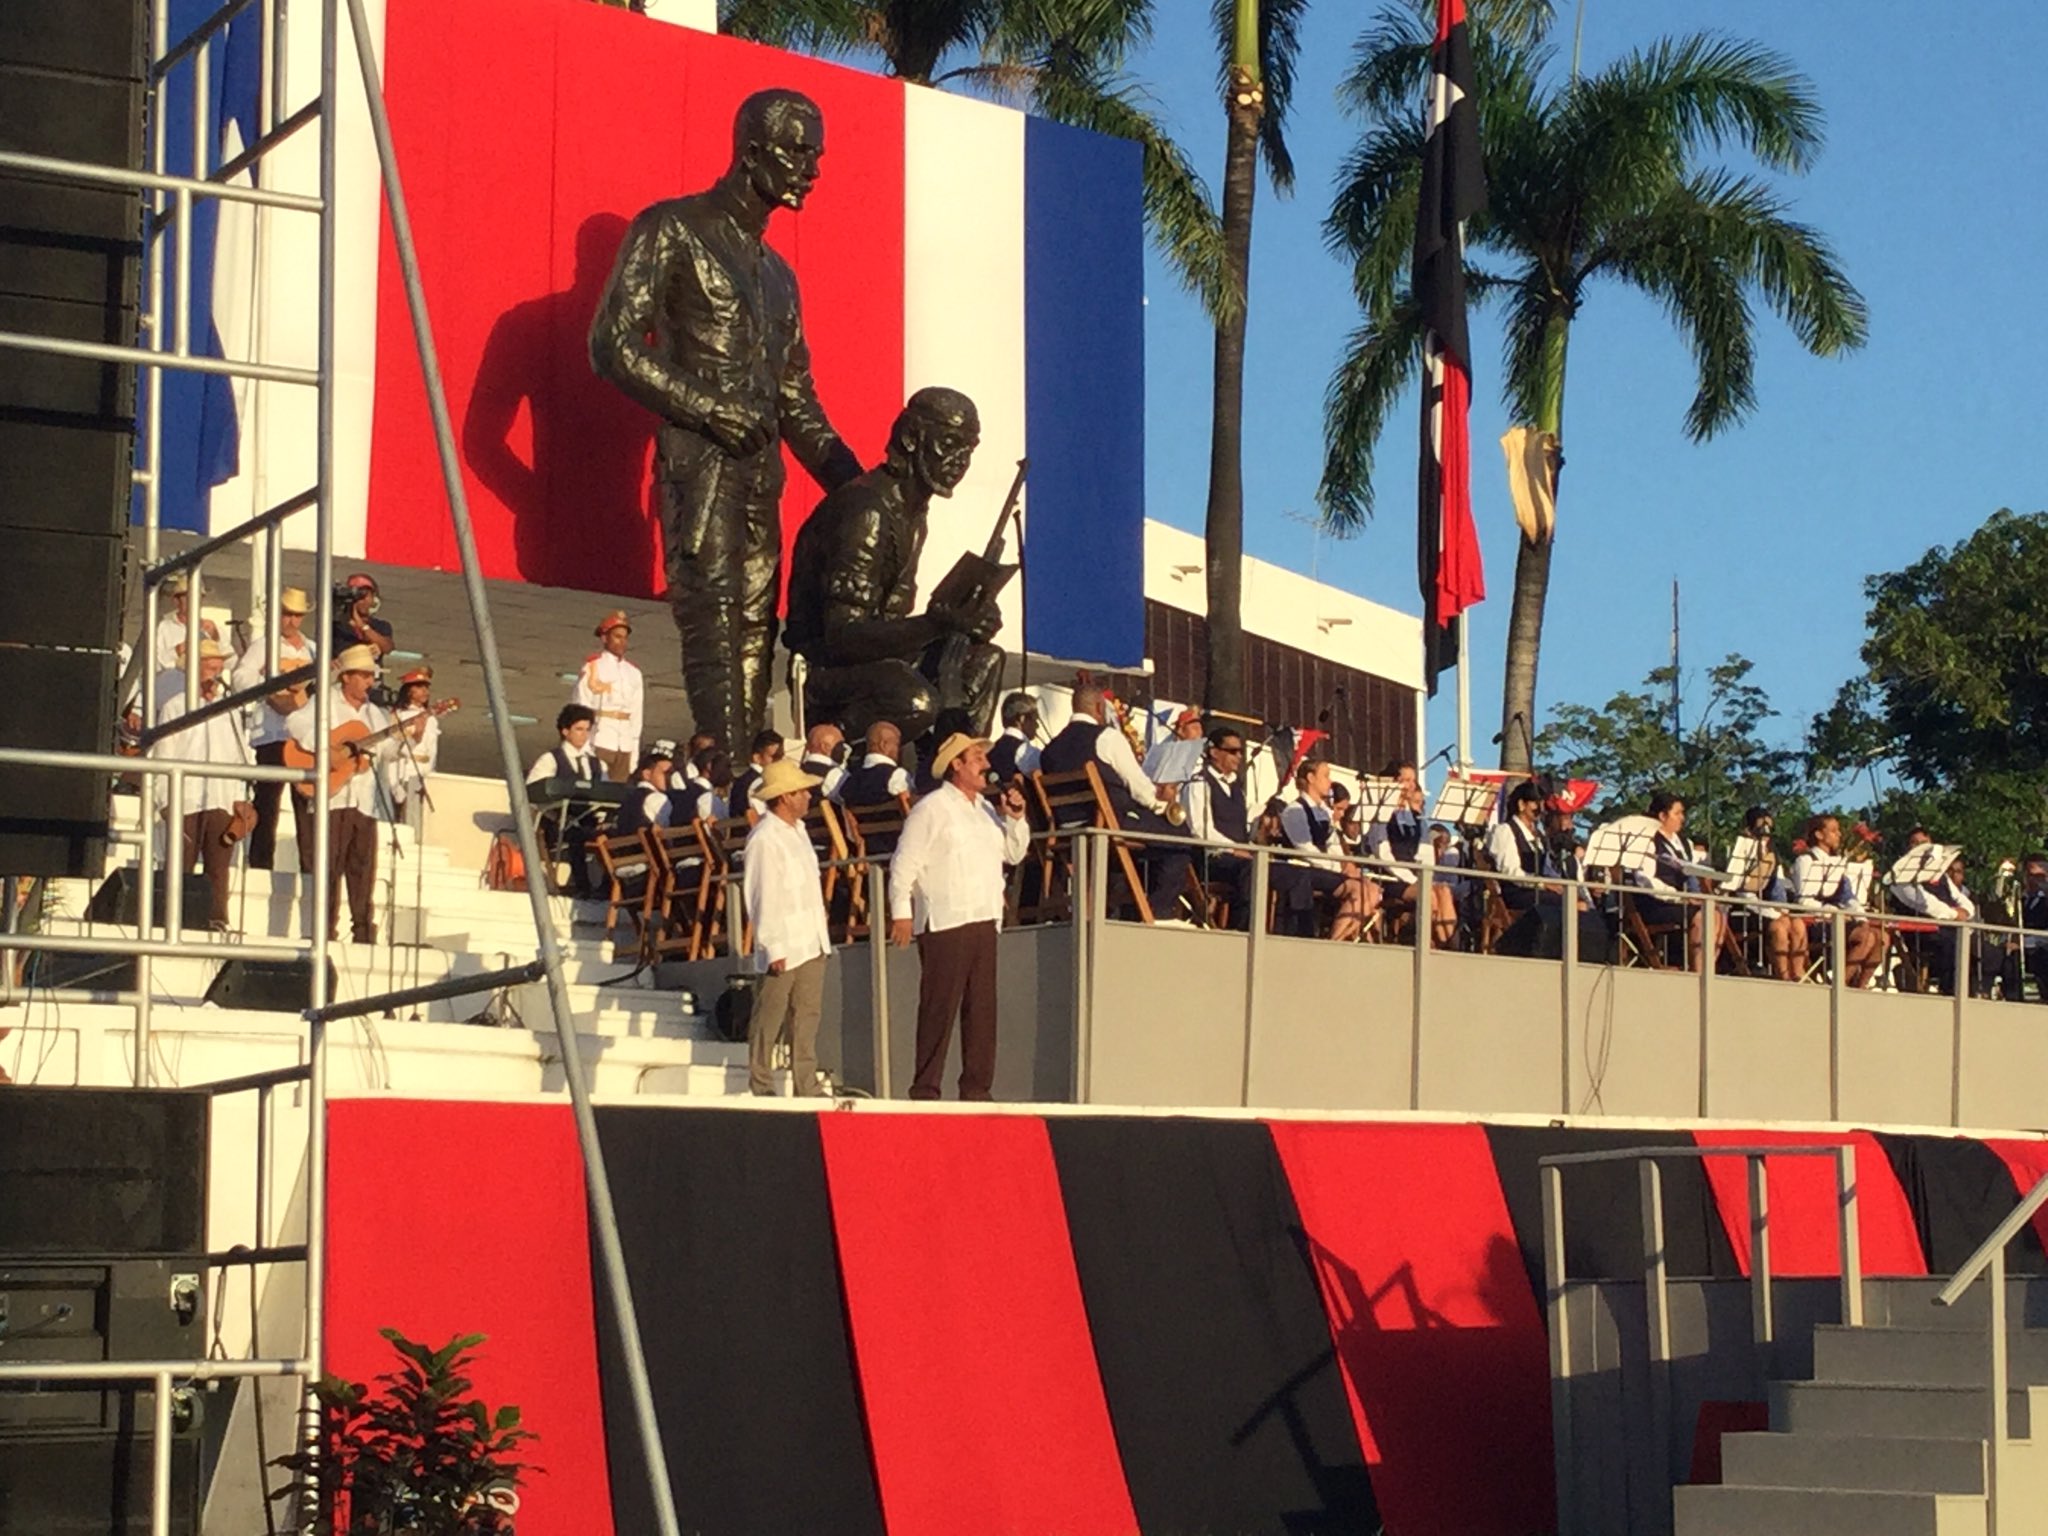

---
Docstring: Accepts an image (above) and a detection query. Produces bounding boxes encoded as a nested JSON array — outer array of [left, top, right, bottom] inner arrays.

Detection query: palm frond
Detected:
[[934, 58, 1042, 103], [1325, 123, 1424, 313], [1497, 271, 1563, 427], [718, 0, 875, 58], [1317, 299, 1427, 530], [1337, 5, 1433, 123], [1209, 0, 1310, 193], [1561, 33, 1824, 190]]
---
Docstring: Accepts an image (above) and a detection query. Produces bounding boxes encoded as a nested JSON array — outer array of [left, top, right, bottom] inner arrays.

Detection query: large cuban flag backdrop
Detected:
[[161, 0, 1146, 669]]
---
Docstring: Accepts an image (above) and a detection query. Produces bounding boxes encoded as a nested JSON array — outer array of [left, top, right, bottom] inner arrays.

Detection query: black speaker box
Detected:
[[0, 528, 121, 645], [0, 1258, 208, 1433], [203, 956, 337, 1014], [85, 867, 215, 932], [0, 417, 136, 533], [0, 1087, 207, 1257], [0, 647, 115, 877], [0, 1428, 201, 1534], [24, 948, 137, 994], [0, 0, 147, 81]]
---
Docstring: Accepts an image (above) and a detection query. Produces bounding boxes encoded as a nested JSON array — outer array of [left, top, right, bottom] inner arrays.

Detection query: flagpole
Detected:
[[1455, 609, 1471, 770]]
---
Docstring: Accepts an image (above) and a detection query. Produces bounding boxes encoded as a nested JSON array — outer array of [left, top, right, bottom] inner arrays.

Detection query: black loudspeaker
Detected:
[[0, 0, 145, 879], [202, 956, 336, 1014], [0, 1428, 202, 1534], [0, 1088, 208, 1257], [0, 1258, 208, 1432], [0, 648, 116, 877], [85, 866, 216, 932]]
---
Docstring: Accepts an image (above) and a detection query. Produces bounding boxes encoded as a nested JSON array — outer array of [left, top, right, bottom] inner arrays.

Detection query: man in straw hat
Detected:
[[741, 757, 833, 1096], [153, 637, 254, 930], [572, 610, 644, 782], [234, 585, 319, 870], [888, 732, 1029, 1100], [286, 644, 394, 944]]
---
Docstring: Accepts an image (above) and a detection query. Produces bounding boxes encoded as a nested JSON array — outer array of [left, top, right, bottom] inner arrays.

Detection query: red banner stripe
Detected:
[[325, 1100, 616, 1535], [1694, 1129, 1928, 1277], [1268, 1120, 1552, 1536], [818, 1113, 1138, 1536], [1434, 355, 1485, 620]]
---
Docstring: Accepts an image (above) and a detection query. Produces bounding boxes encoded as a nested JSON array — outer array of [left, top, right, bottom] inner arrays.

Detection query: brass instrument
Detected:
[[1086, 671, 1186, 826]]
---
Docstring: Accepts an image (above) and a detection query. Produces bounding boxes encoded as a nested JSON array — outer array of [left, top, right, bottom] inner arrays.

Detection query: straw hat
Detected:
[[333, 643, 382, 675], [174, 637, 230, 661], [279, 586, 311, 614], [162, 572, 192, 597], [929, 732, 988, 780], [755, 759, 823, 802], [594, 609, 632, 637]]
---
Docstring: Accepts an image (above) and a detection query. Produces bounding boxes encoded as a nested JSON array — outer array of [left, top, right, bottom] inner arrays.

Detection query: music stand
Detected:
[[1430, 776, 1497, 831], [1793, 850, 1848, 908], [1721, 834, 1771, 894], [1354, 776, 1408, 826], [1585, 815, 1659, 878], [1843, 860, 1876, 907], [1887, 843, 1959, 889]]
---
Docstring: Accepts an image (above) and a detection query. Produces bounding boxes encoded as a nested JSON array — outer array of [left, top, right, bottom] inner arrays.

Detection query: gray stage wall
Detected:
[[663, 916, 2048, 1127]]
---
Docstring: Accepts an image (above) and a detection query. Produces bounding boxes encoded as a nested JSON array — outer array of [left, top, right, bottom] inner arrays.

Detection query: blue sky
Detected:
[[1130, 0, 2048, 767]]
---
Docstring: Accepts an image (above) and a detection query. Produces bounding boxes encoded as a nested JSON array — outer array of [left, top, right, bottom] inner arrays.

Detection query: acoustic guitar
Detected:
[[283, 699, 459, 799]]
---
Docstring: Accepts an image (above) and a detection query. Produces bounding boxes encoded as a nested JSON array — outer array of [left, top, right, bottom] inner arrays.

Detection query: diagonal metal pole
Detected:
[[337, 3, 681, 1531]]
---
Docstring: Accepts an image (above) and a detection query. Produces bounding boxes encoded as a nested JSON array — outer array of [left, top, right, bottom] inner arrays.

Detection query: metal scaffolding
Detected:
[[0, 1, 679, 1530]]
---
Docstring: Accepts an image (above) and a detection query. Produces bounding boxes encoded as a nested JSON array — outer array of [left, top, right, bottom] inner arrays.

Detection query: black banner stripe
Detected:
[[1875, 1133, 2048, 1275], [589, 1106, 885, 1536], [1047, 1116, 1380, 1536], [1487, 1126, 1740, 1296]]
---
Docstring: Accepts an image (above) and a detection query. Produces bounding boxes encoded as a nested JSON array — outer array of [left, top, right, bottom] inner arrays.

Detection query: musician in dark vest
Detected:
[[988, 691, 1041, 782], [524, 703, 606, 897], [615, 746, 676, 837], [1182, 726, 1263, 930], [1365, 760, 1460, 947], [784, 387, 1002, 743], [839, 719, 912, 856], [1038, 682, 1192, 920]]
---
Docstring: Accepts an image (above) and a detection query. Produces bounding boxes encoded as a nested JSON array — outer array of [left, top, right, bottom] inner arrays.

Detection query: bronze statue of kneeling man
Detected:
[[784, 387, 1002, 743]]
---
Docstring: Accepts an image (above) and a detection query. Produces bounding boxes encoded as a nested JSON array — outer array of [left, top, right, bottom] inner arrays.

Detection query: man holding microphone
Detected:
[[889, 732, 1030, 1100], [742, 757, 833, 1097]]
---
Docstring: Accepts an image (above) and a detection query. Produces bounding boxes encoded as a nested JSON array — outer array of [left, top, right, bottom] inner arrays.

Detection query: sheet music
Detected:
[[1585, 817, 1659, 876], [1793, 850, 1849, 906], [1886, 843, 1960, 887], [1430, 776, 1498, 829], [1721, 834, 1769, 893], [1353, 776, 1408, 824]]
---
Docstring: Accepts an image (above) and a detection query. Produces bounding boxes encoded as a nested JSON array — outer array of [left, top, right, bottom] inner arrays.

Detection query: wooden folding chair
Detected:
[[647, 822, 716, 963], [694, 814, 754, 959], [804, 798, 860, 942], [1031, 766, 1154, 924], [842, 793, 911, 860], [589, 828, 658, 963], [1617, 888, 1684, 969]]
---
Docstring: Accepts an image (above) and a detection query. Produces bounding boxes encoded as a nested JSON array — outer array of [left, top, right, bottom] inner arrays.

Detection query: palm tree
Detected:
[[1317, 1, 1867, 772], [719, 0, 1234, 318], [1202, 0, 1305, 714]]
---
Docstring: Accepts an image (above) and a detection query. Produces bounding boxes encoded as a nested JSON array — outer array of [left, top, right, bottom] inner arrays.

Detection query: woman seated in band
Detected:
[[1721, 804, 1802, 980], [1631, 790, 1716, 971], [1277, 758, 1376, 941], [1791, 813, 1886, 987], [1365, 760, 1459, 947]]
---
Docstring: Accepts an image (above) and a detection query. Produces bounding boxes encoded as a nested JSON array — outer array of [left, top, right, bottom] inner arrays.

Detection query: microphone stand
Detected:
[[392, 716, 436, 1001]]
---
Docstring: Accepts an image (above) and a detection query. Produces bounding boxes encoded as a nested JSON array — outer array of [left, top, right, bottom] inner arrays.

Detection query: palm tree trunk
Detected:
[[1202, 10, 1262, 716], [1498, 309, 1570, 773]]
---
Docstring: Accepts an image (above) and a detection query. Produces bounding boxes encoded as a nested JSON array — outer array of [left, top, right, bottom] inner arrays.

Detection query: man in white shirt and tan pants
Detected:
[[889, 732, 1030, 1101], [742, 758, 832, 1096]]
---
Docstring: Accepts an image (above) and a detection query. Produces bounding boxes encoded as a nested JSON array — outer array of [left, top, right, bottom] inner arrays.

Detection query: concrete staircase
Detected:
[[1675, 1284, 2048, 1536], [11, 786, 773, 1097]]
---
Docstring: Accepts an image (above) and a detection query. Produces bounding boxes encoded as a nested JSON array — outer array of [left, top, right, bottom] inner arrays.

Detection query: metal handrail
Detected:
[[1540, 1142, 1863, 1536], [1930, 1168, 2048, 1536]]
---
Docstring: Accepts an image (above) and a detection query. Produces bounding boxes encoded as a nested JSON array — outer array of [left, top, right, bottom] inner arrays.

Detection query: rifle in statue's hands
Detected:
[[931, 457, 1028, 696]]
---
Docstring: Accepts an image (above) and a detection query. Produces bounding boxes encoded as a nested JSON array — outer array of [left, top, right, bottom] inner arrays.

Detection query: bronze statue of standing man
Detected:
[[589, 89, 860, 752]]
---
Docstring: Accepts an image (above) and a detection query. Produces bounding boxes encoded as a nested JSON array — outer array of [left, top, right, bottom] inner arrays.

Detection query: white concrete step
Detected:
[[1674, 1485, 1985, 1536], [1770, 1381, 2031, 1440], [1720, 1432, 1986, 1496], [1814, 1326, 2048, 1389]]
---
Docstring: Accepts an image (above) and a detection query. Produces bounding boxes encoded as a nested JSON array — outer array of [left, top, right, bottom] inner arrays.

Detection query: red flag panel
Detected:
[[1268, 1120, 1553, 1536], [818, 1113, 1138, 1536], [1695, 1128, 1927, 1277]]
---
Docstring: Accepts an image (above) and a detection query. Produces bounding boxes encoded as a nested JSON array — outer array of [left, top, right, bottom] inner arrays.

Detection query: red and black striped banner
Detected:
[[324, 1105, 2048, 1536]]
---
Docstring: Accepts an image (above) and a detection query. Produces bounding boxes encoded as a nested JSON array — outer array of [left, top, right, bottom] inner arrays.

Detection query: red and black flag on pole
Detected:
[[1415, 0, 1487, 696]]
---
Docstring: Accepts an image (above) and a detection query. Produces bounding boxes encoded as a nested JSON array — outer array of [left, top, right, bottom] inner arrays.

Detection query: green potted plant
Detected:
[[271, 1329, 536, 1534]]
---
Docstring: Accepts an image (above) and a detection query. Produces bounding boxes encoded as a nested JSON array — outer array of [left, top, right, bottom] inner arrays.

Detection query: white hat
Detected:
[[333, 643, 382, 675]]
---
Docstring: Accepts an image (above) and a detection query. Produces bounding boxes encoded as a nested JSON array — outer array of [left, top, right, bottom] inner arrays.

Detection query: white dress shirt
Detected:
[[1891, 878, 1976, 922], [800, 753, 847, 803], [1183, 769, 1245, 847], [1487, 817, 1546, 880], [889, 781, 1031, 935], [286, 690, 393, 815], [857, 752, 911, 798], [743, 811, 832, 972], [1364, 812, 1436, 884], [1280, 795, 1343, 871], [233, 631, 318, 748], [996, 727, 1041, 776], [572, 650, 644, 759], [154, 612, 226, 673], [1090, 720, 1158, 805], [154, 685, 254, 815], [1792, 851, 1864, 911], [383, 707, 440, 801], [527, 742, 605, 785]]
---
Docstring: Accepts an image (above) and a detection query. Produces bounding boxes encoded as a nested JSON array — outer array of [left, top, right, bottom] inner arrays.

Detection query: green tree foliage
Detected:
[[1810, 508, 2048, 862], [1538, 653, 1815, 854], [1320, 0, 1867, 770], [718, 0, 1238, 319]]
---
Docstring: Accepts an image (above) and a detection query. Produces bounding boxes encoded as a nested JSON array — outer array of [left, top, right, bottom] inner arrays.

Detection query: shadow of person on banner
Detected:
[[464, 211, 657, 596]]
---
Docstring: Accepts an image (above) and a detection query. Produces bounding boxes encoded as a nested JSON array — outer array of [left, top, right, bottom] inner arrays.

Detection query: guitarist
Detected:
[[232, 585, 318, 871], [285, 644, 395, 945], [783, 387, 1002, 745]]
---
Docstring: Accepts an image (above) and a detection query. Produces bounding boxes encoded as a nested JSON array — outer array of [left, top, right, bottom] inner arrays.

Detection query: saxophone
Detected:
[[1104, 684, 1185, 826]]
